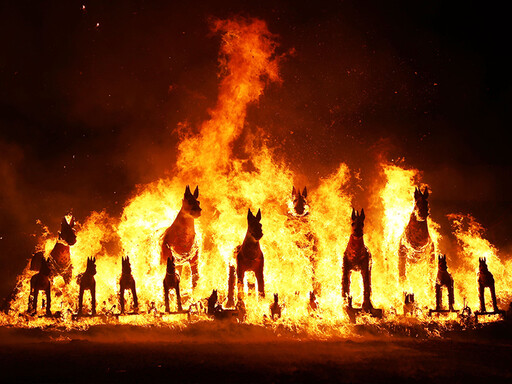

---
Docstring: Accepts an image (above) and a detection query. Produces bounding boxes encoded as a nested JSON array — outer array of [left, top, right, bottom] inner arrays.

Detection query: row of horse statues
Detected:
[[26, 185, 502, 319]]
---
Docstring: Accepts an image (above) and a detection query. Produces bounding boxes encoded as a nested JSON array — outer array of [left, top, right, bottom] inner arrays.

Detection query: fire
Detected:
[[1, 17, 511, 334]]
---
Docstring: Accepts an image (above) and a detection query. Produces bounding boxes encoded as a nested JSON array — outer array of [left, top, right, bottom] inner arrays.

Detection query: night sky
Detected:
[[0, 0, 510, 301]]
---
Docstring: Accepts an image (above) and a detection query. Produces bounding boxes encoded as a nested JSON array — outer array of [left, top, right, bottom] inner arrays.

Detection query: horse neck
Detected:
[[408, 212, 428, 232], [348, 233, 365, 249], [242, 231, 260, 250], [174, 208, 195, 229]]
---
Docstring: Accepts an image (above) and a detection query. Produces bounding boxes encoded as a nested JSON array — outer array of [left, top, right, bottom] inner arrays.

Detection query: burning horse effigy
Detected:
[[398, 187, 435, 281], [235, 208, 265, 299], [77, 257, 97, 316], [161, 185, 202, 289]]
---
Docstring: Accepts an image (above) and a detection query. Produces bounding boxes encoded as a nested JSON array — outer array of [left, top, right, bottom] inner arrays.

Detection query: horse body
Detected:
[[119, 257, 138, 314], [48, 217, 77, 284], [398, 187, 434, 280], [288, 186, 320, 293], [161, 185, 201, 288], [163, 255, 182, 312], [435, 255, 454, 311], [477, 257, 499, 312], [78, 257, 97, 316], [236, 209, 265, 298], [342, 208, 373, 310], [28, 257, 52, 315]]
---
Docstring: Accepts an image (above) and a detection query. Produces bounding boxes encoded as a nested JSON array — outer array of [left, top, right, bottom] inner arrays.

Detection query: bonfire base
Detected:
[[428, 309, 459, 316], [475, 310, 506, 323], [345, 306, 383, 323]]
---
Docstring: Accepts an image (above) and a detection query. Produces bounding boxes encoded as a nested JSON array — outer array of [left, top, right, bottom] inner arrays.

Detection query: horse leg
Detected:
[[45, 286, 51, 316], [478, 284, 485, 312], [256, 265, 265, 298], [120, 287, 126, 314], [490, 282, 499, 312], [190, 250, 199, 289], [226, 265, 236, 308], [131, 281, 138, 311], [28, 283, 35, 314], [33, 289, 39, 315], [362, 260, 373, 310], [78, 286, 84, 315], [341, 257, 350, 300], [435, 283, 442, 310], [175, 281, 183, 312], [91, 281, 96, 315], [164, 282, 170, 313], [236, 266, 246, 300], [448, 279, 454, 311]]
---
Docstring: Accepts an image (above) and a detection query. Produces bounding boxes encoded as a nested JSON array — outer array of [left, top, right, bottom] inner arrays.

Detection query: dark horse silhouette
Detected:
[[48, 216, 77, 284], [119, 256, 138, 314], [235, 209, 265, 298], [435, 255, 454, 311], [270, 293, 282, 320], [163, 254, 183, 312], [161, 185, 201, 289], [77, 257, 97, 316], [28, 257, 52, 316], [477, 257, 499, 312], [288, 186, 320, 293], [342, 208, 373, 310], [398, 187, 434, 280]]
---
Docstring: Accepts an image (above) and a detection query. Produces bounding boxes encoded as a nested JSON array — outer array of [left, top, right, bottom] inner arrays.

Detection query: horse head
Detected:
[[247, 208, 263, 241], [350, 208, 365, 238], [479, 257, 488, 272], [438, 254, 448, 271], [59, 216, 77, 246], [122, 256, 132, 275], [413, 186, 430, 221], [86, 257, 97, 276], [183, 185, 201, 219], [292, 186, 308, 216]]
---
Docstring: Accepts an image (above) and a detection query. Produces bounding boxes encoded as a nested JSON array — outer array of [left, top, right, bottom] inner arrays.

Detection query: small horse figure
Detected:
[[77, 257, 97, 316], [163, 254, 182, 313], [270, 293, 282, 320], [404, 292, 415, 316], [342, 208, 373, 311], [477, 257, 499, 313], [28, 257, 52, 316], [236, 208, 265, 298], [207, 289, 238, 320], [398, 187, 434, 280], [119, 256, 138, 314], [161, 185, 202, 289], [291, 186, 309, 216], [48, 216, 77, 284], [288, 186, 320, 294], [435, 255, 454, 311], [309, 291, 319, 312]]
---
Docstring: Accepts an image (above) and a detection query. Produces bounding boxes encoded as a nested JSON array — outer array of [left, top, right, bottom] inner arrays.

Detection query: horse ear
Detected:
[[247, 208, 254, 220], [193, 185, 199, 199], [302, 186, 308, 198], [184, 185, 192, 198], [414, 187, 421, 200], [292, 186, 297, 197], [423, 186, 429, 199], [351, 208, 356, 221], [360, 208, 365, 221], [255, 208, 261, 222]]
